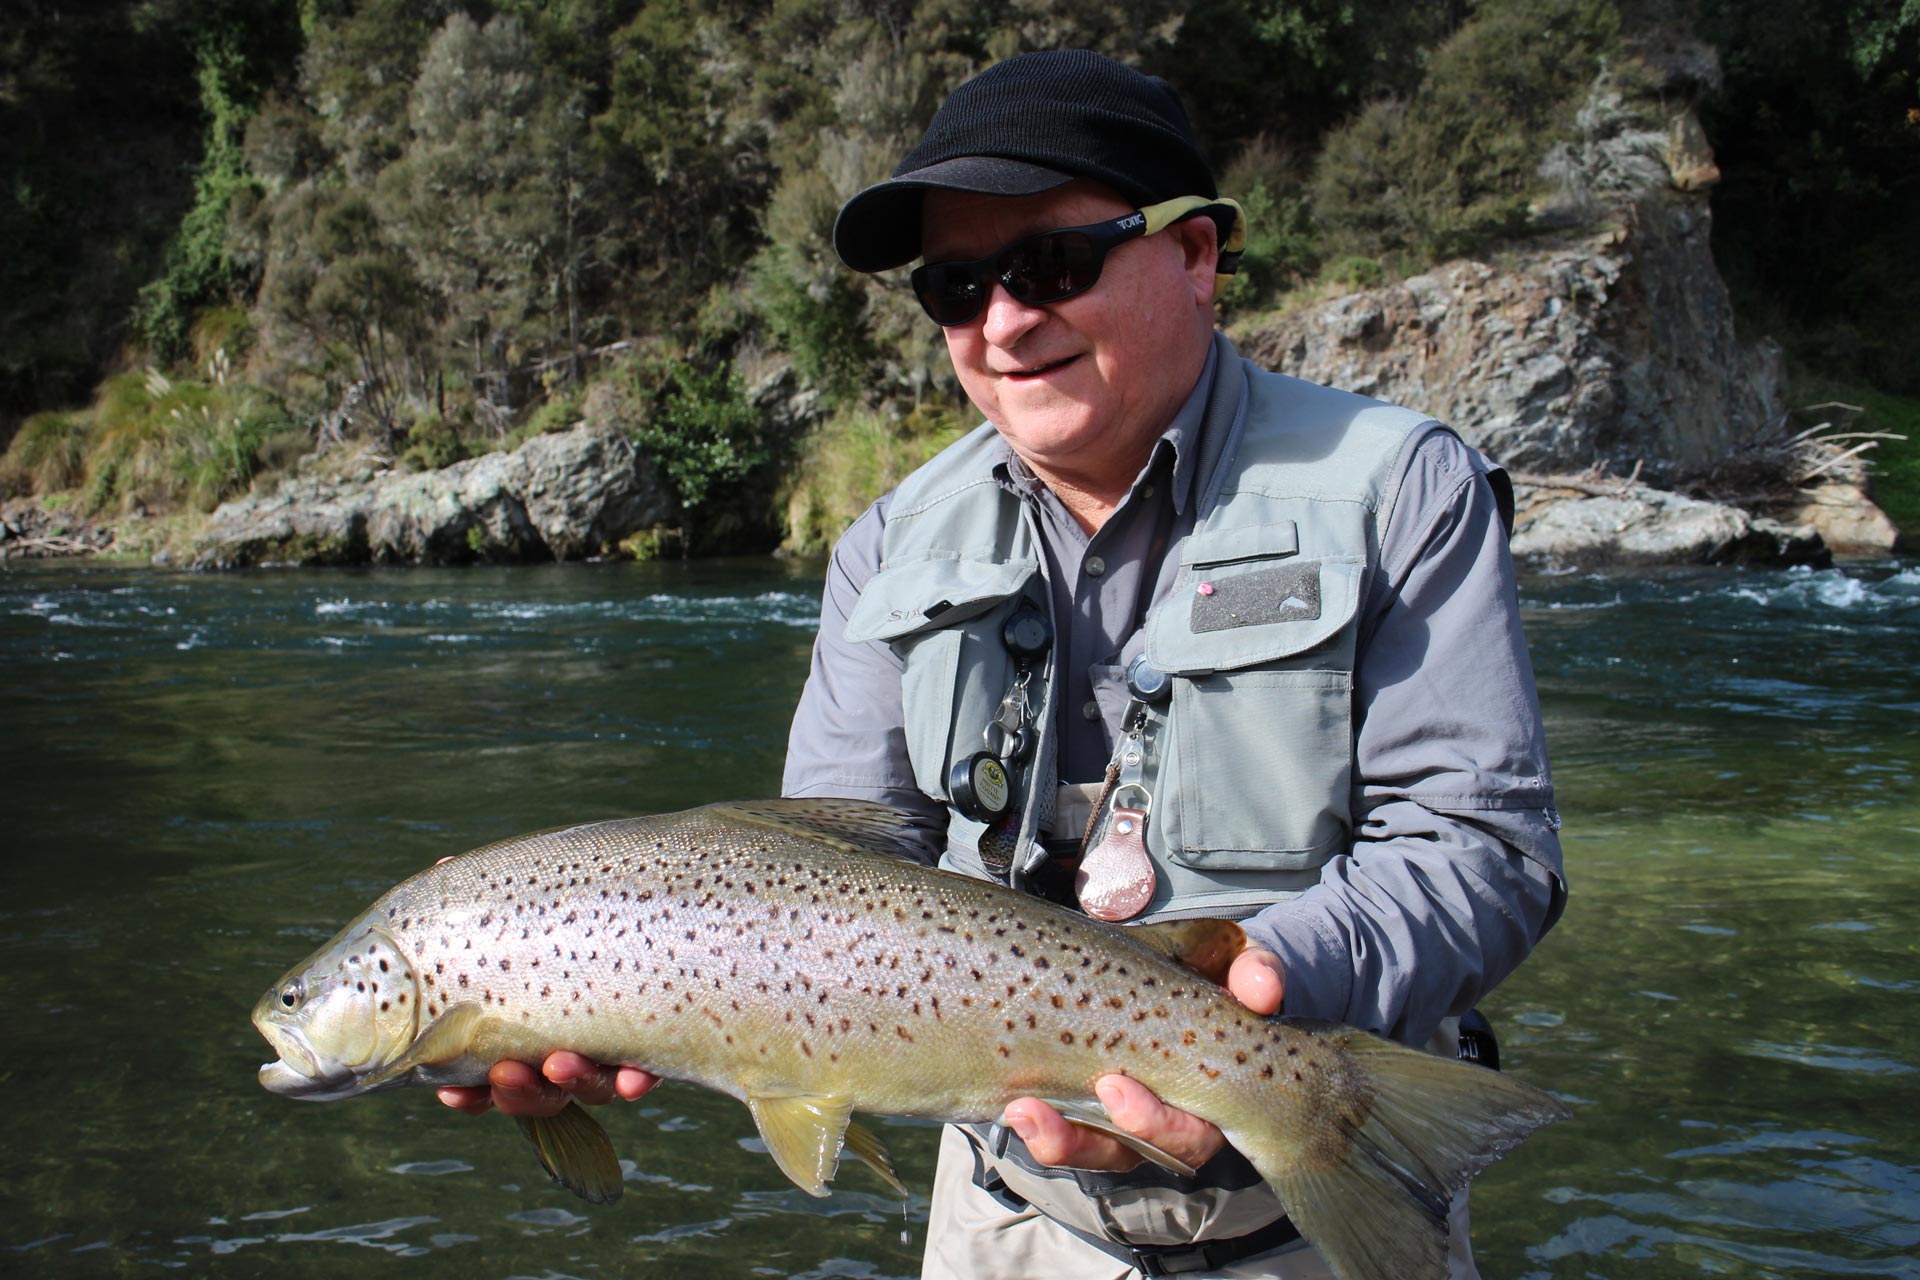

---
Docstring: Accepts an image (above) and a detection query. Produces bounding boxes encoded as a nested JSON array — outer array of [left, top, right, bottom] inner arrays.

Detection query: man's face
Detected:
[[920, 182, 1218, 496]]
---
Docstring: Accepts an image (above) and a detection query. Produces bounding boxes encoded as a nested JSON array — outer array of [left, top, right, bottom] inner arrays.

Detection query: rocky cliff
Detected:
[[1234, 54, 1897, 564]]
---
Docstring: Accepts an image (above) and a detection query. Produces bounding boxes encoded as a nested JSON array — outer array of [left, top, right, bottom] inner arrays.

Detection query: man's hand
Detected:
[[435, 1052, 661, 1118], [1002, 947, 1284, 1172]]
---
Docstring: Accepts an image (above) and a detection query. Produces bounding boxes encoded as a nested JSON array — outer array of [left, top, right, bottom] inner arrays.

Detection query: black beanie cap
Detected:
[[832, 50, 1216, 274]]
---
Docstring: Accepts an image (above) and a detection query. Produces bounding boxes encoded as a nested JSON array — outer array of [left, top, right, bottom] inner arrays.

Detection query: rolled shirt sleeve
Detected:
[[1239, 432, 1566, 1044], [781, 496, 948, 864]]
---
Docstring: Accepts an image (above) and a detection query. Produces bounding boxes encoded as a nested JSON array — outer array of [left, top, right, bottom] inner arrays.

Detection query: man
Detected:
[[442, 49, 1564, 1279]]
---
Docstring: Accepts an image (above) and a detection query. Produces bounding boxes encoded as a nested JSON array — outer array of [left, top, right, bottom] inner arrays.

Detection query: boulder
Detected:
[[1510, 478, 1830, 568], [1775, 482, 1904, 557], [192, 424, 672, 569]]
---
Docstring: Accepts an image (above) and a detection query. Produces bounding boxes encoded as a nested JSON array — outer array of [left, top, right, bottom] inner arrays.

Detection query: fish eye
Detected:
[[279, 979, 305, 1010]]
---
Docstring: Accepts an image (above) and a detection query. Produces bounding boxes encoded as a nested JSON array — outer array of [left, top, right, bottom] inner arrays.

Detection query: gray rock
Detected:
[[1511, 481, 1829, 568], [192, 424, 672, 569]]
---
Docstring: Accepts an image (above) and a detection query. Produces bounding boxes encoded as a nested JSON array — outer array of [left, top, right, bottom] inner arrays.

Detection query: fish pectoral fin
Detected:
[[843, 1120, 910, 1199], [1122, 919, 1247, 986], [746, 1093, 856, 1198], [516, 1100, 624, 1205], [360, 1002, 486, 1088], [1044, 1099, 1198, 1177]]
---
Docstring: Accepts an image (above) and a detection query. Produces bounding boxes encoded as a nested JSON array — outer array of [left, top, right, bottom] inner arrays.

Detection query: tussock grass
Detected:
[[1, 413, 91, 494], [8, 365, 302, 516], [782, 405, 968, 554]]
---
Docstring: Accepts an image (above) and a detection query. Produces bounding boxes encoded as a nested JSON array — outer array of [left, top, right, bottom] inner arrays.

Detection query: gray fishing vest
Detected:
[[844, 340, 1445, 922]]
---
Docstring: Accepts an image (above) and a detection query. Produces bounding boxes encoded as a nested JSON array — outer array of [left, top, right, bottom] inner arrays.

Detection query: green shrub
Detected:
[[0, 412, 90, 494], [398, 412, 468, 472], [782, 403, 967, 553], [753, 258, 877, 408], [1312, 0, 1622, 263], [626, 354, 770, 510], [1217, 136, 1325, 314]]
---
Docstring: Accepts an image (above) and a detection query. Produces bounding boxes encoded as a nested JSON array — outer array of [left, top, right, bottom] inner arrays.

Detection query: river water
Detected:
[[3, 556, 1917, 1278]]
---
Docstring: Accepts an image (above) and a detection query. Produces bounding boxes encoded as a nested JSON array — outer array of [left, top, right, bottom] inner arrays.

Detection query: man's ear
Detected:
[[1171, 215, 1220, 307]]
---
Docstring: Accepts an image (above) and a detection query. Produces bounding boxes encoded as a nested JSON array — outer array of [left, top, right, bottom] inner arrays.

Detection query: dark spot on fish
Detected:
[[1059, 1031, 1074, 1045]]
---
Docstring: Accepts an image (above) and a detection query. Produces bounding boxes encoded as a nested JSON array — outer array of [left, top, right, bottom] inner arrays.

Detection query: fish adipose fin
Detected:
[[713, 799, 922, 860], [1122, 919, 1248, 986], [747, 1093, 857, 1197], [843, 1120, 911, 1199], [1043, 1099, 1198, 1177], [516, 1100, 624, 1204], [359, 1003, 486, 1089], [1247, 1025, 1572, 1280]]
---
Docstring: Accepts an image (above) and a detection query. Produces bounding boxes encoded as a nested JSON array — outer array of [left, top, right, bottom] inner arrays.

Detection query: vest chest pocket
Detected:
[[844, 555, 1040, 805], [1145, 526, 1365, 870]]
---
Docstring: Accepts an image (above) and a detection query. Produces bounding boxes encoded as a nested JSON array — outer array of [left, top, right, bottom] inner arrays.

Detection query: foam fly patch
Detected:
[[1189, 560, 1321, 633]]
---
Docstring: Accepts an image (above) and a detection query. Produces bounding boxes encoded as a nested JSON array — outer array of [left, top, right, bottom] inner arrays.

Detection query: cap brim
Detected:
[[832, 157, 1075, 273]]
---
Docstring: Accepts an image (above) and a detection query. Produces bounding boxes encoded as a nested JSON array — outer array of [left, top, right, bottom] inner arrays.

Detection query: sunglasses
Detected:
[[909, 196, 1244, 327]]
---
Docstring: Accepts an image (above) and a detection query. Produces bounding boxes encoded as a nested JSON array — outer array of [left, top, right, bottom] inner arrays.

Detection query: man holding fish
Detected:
[[437, 49, 1565, 1279]]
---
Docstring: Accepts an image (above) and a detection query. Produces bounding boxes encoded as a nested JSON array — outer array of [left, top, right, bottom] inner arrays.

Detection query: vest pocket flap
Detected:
[[1177, 520, 1298, 568], [843, 557, 1038, 644], [1146, 555, 1364, 673]]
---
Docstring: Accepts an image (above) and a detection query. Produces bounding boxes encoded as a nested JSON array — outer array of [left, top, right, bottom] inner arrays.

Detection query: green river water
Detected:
[[3, 556, 1917, 1278]]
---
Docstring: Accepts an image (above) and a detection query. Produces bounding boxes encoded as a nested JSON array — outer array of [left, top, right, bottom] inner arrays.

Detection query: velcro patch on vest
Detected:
[[1190, 560, 1322, 633]]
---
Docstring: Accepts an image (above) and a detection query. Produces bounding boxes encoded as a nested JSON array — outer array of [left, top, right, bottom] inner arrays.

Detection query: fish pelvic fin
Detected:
[[711, 799, 923, 860], [746, 1093, 856, 1197], [843, 1120, 911, 1199], [515, 1100, 624, 1205], [359, 1003, 485, 1089], [1122, 919, 1247, 986], [1248, 1024, 1571, 1280], [1044, 1099, 1198, 1177]]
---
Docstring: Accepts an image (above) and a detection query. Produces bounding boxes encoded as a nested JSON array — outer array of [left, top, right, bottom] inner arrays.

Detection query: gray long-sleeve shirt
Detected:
[[782, 340, 1565, 1046]]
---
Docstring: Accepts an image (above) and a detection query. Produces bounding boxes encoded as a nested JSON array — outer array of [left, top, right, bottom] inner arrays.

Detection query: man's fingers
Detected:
[[1226, 947, 1285, 1016], [613, 1066, 662, 1101], [1003, 1077, 1229, 1173], [436, 1085, 493, 1116], [1095, 1075, 1227, 1170], [1004, 1097, 1139, 1171], [487, 1058, 570, 1117], [540, 1051, 619, 1106]]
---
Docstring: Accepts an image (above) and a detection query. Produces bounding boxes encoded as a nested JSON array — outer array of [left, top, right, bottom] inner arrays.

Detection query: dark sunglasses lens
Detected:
[[913, 263, 987, 325], [1001, 233, 1100, 305]]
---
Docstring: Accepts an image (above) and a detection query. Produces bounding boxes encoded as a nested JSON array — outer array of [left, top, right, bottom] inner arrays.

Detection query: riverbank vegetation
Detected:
[[3, 0, 1914, 551]]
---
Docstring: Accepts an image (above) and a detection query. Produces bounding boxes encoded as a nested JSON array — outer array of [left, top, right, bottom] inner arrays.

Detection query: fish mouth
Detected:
[[254, 1019, 360, 1099], [258, 1058, 365, 1101]]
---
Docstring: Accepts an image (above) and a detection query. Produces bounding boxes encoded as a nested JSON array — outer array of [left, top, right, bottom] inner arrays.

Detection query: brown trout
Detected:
[[253, 799, 1567, 1280]]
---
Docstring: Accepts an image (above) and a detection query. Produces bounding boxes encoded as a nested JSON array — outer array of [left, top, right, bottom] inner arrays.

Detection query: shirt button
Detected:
[[1082, 699, 1102, 722], [1084, 555, 1106, 578]]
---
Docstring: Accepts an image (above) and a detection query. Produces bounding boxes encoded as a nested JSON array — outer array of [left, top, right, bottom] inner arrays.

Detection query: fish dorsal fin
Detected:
[[843, 1120, 910, 1199], [711, 799, 923, 860], [360, 1002, 485, 1089], [746, 1093, 855, 1197], [1043, 1099, 1198, 1177], [1123, 919, 1248, 986], [516, 1100, 624, 1204]]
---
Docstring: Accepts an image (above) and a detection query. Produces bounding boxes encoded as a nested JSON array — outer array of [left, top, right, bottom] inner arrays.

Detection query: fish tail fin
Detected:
[[1249, 1027, 1569, 1280]]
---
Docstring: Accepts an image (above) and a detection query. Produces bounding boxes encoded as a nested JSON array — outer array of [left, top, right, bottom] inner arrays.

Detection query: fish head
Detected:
[[253, 921, 421, 1100]]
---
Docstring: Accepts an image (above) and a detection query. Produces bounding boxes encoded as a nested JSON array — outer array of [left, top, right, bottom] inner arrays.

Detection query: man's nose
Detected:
[[979, 279, 1048, 346]]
